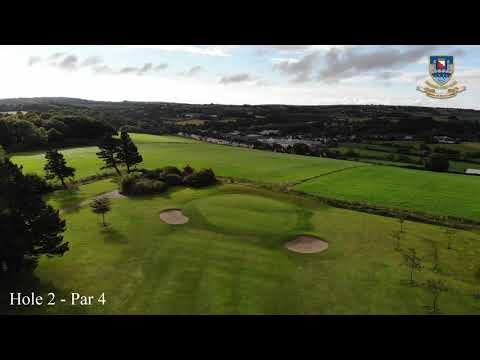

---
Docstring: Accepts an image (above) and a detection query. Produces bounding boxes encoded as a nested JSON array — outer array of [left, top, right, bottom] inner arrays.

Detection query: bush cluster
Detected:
[[184, 169, 217, 188], [121, 165, 216, 195]]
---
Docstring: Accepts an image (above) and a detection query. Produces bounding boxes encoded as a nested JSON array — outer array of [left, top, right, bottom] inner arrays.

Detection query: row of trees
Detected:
[[392, 218, 459, 314], [0, 112, 114, 152], [41, 131, 143, 189]]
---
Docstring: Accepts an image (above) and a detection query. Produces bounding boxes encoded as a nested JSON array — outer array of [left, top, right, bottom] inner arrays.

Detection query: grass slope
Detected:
[[3, 183, 480, 315], [295, 165, 480, 220]]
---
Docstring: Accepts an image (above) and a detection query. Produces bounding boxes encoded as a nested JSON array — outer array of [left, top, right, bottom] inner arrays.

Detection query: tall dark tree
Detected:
[[96, 135, 122, 176], [44, 149, 75, 188], [0, 158, 68, 275], [118, 131, 143, 173]]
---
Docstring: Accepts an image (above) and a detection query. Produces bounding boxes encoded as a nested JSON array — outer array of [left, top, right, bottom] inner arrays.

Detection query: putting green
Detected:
[[185, 194, 300, 238]]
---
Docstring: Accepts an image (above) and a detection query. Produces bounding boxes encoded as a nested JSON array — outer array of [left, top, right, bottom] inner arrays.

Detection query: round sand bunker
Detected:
[[159, 209, 189, 225], [285, 235, 328, 254]]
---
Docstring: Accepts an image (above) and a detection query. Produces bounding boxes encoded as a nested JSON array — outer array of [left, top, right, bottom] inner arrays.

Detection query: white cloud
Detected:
[[124, 45, 235, 56]]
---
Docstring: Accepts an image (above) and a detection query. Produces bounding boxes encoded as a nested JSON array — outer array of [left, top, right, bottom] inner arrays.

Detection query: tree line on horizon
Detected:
[[0, 111, 114, 153]]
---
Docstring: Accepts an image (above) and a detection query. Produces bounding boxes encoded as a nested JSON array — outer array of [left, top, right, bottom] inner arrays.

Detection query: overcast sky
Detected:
[[1, 45, 479, 108]]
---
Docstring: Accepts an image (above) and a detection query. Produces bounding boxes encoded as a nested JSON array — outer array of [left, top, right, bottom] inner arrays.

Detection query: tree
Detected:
[[425, 279, 448, 314], [117, 131, 143, 173], [46, 128, 63, 144], [398, 215, 405, 233], [96, 135, 122, 176], [392, 230, 402, 251], [403, 248, 422, 286], [445, 228, 456, 250], [90, 197, 111, 227], [424, 155, 449, 172], [0, 158, 68, 275], [431, 241, 440, 273], [44, 149, 75, 188]]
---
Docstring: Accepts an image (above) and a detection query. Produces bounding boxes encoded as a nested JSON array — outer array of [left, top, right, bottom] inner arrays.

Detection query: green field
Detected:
[[295, 165, 480, 220], [10, 134, 361, 183], [9, 133, 480, 221], [3, 182, 480, 315]]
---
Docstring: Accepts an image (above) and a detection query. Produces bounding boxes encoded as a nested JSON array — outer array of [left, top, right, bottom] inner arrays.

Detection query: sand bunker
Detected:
[[285, 235, 328, 254], [159, 209, 189, 225]]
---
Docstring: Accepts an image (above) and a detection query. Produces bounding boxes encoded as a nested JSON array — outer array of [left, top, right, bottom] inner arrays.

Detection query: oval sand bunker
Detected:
[[285, 235, 328, 254], [159, 209, 189, 225]]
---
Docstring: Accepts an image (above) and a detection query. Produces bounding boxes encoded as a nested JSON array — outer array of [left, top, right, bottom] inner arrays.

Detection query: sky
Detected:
[[1, 45, 479, 108]]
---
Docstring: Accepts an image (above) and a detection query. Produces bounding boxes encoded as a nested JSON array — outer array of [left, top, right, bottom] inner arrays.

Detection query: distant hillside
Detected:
[[0, 97, 479, 116], [0, 97, 479, 143]]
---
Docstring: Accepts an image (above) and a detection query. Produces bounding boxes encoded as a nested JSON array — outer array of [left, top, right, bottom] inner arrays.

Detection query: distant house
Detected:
[[465, 168, 480, 175]]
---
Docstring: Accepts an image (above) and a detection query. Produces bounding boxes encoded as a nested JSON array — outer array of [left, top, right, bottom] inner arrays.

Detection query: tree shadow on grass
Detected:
[[400, 279, 419, 287], [46, 187, 83, 212], [100, 226, 129, 245]]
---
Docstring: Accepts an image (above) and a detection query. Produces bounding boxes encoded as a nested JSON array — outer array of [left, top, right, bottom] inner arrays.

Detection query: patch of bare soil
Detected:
[[159, 209, 189, 225], [62, 191, 126, 213], [285, 235, 328, 254], [96, 190, 126, 200]]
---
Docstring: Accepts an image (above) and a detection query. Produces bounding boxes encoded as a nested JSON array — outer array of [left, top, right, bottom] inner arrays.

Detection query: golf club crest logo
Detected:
[[417, 55, 466, 99]]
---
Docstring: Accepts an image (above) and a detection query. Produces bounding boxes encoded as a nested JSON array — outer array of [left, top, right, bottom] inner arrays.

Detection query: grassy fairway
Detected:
[[10, 134, 361, 183], [295, 165, 480, 220], [2, 182, 480, 315]]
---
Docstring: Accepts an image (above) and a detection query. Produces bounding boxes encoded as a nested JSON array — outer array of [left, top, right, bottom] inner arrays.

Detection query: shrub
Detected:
[[160, 166, 182, 177], [120, 173, 142, 194], [164, 173, 183, 186], [345, 149, 359, 157], [142, 168, 164, 180], [184, 168, 217, 188], [121, 173, 168, 196], [424, 155, 449, 172], [183, 165, 194, 177], [131, 179, 168, 195]]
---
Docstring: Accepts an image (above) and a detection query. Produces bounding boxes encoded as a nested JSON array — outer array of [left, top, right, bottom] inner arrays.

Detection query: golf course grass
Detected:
[[294, 165, 480, 220], [2, 182, 480, 315], [4, 133, 480, 314]]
